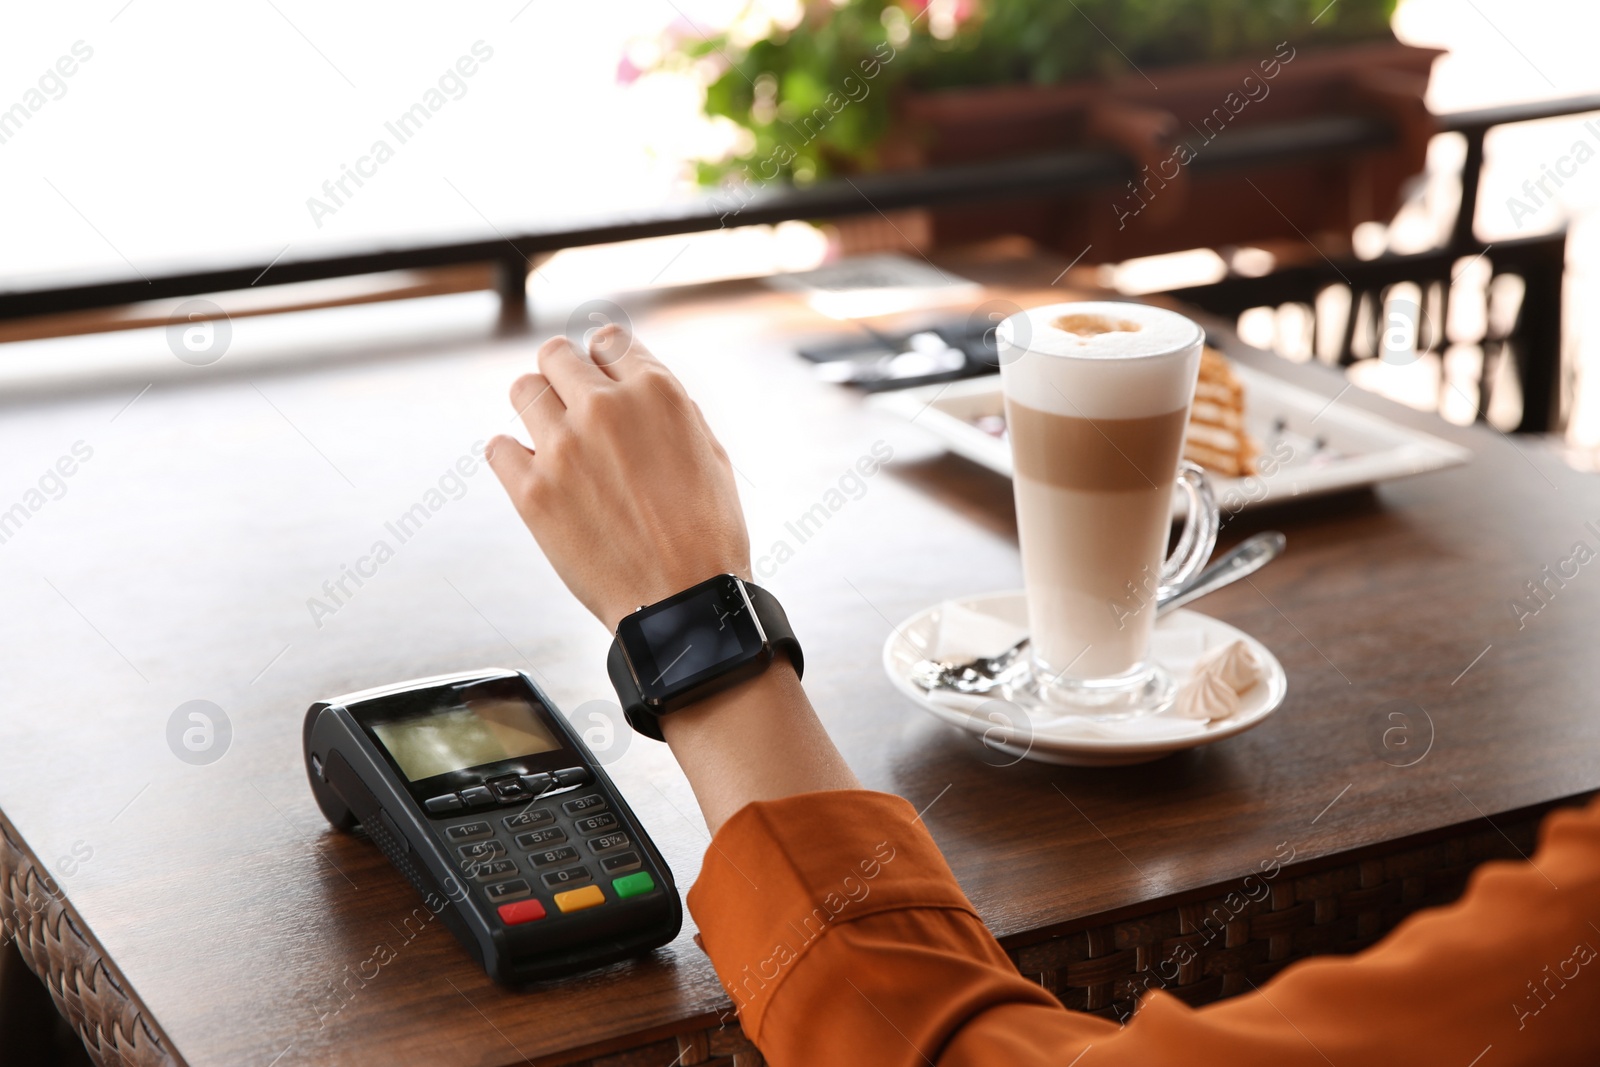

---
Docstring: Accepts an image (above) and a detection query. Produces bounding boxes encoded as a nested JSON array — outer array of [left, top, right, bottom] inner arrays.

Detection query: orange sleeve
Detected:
[[686, 790, 1600, 1067]]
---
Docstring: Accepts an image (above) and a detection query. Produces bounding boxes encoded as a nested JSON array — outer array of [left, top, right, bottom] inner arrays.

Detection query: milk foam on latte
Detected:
[[997, 302, 1205, 689], [997, 301, 1204, 418]]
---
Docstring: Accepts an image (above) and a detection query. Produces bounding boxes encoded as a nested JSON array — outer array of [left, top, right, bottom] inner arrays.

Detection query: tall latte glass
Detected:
[[998, 302, 1218, 716]]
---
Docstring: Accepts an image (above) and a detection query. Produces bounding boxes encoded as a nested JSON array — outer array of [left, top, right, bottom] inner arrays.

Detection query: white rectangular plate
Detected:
[[870, 364, 1471, 512]]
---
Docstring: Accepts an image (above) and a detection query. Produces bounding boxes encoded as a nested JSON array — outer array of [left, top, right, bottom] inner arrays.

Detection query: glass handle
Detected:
[[1159, 461, 1219, 599]]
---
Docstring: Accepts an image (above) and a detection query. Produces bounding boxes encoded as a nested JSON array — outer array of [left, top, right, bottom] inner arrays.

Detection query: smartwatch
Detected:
[[607, 574, 803, 741]]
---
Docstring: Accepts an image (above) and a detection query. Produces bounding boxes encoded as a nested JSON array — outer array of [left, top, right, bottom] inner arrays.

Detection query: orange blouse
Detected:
[[687, 790, 1600, 1066]]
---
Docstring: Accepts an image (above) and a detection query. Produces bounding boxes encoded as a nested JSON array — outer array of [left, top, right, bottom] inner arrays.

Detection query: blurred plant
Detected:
[[649, 0, 1398, 185]]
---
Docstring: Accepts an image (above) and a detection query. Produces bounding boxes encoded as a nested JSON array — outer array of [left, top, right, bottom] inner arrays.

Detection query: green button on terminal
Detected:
[[611, 871, 656, 899]]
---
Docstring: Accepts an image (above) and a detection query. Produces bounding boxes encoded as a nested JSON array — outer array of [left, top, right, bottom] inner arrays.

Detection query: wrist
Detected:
[[656, 656, 858, 834], [656, 655, 801, 746]]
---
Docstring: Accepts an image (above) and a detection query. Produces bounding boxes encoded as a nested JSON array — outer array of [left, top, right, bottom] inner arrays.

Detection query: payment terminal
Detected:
[[303, 668, 681, 984]]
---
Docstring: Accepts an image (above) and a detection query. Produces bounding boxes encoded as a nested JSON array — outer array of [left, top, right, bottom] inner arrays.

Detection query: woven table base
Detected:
[[1008, 811, 1549, 1021], [0, 803, 1562, 1067], [1, 810, 179, 1067]]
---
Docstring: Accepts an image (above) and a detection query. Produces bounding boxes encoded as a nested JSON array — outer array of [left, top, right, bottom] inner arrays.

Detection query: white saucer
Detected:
[[883, 591, 1287, 766]]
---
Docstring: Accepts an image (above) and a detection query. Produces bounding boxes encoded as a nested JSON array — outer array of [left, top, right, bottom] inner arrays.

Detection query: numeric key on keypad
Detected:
[[457, 840, 506, 864], [574, 812, 618, 835], [531, 845, 579, 868], [561, 793, 607, 816], [515, 827, 567, 850], [542, 866, 593, 889], [472, 858, 518, 881], [587, 831, 630, 854], [502, 808, 554, 832]]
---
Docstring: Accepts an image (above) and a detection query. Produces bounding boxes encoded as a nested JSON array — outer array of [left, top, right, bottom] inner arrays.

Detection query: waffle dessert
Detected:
[[1184, 347, 1259, 478]]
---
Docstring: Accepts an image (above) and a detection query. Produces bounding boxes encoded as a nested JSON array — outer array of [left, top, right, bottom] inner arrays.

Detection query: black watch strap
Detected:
[[608, 580, 803, 742]]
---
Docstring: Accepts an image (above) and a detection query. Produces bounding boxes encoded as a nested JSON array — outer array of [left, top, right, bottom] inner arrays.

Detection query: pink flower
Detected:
[[902, 0, 979, 26], [616, 53, 643, 85]]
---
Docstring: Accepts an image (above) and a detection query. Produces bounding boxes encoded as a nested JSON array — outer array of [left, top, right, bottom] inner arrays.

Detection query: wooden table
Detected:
[[2, 252, 1597, 1066]]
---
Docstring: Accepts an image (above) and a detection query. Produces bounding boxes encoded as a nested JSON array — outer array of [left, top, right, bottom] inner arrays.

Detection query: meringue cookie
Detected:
[[1192, 640, 1263, 694], [1172, 668, 1241, 722]]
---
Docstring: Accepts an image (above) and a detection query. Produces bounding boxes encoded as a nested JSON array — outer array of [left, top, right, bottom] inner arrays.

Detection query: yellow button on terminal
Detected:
[[554, 884, 605, 913]]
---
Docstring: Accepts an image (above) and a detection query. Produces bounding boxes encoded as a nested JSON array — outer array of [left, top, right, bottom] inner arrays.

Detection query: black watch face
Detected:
[[617, 575, 767, 705]]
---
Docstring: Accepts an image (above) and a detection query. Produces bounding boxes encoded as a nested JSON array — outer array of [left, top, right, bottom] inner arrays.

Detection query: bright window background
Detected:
[[1394, 0, 1600, 452], [4, 0, 1600, 449], [5, 0, 1588, 277], [0, 0, 754, 282]]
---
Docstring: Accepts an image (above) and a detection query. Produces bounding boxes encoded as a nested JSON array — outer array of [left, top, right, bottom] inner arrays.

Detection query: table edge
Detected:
[[1, 806, 184, 1067], [994, 791, 1597, 1020]]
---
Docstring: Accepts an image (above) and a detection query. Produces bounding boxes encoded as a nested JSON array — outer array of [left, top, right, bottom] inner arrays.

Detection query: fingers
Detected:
[[508, 327, 683, 457], [588, 324, 656, 381], [538, 335, 606, 398], [485, 434, 536, 496], [509, 371, 563, 442]]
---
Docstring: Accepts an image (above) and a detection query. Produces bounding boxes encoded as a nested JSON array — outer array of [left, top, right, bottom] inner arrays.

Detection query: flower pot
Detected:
[[891, 40, 1443, 262]]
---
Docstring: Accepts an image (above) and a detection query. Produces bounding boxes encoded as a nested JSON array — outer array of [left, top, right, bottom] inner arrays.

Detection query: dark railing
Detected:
[[0, 113, 1393, 322], [1169, 94, 1600, 433], [4, 93, 1598, 430]]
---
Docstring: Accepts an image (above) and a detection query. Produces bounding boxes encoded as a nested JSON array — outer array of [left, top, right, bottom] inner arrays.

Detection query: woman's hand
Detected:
[[490, 324, 859, 831], [487, 326, 752, 630]]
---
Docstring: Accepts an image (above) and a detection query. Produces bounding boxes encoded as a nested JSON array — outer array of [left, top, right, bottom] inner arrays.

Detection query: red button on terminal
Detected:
[[497, 898, 547, 925]]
